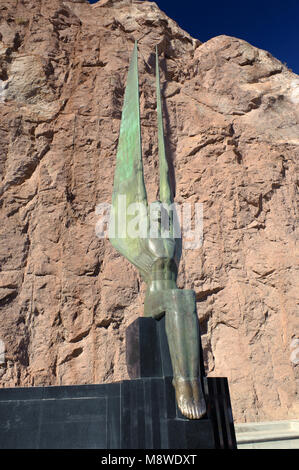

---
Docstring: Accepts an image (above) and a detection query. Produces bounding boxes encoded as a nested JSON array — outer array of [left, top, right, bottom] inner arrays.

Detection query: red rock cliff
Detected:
[[0, 0, 298, 422]]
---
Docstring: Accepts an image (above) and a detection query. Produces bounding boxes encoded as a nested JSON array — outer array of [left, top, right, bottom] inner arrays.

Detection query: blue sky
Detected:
[[88, 0, 298, 74]]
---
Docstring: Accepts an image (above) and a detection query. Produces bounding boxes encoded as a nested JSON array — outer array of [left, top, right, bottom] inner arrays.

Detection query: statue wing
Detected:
[[156, 46, 182, 266], [109, 42, 152, 279], [109, 43, 182, 278]]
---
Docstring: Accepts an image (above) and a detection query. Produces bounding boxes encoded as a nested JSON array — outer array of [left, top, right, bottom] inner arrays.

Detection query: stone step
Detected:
[[235, 420, 299, 449]]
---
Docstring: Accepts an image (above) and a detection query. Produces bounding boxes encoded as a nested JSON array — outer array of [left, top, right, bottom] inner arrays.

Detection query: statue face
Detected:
[[149, 201, 162, 230], [149, 200, 172, 230]]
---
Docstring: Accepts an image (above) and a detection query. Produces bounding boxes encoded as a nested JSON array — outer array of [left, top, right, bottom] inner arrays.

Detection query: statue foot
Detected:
[[173, 377, 207, 420]]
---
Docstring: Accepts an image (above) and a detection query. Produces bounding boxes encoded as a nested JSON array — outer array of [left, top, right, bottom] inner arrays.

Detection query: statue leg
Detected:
[[165, 289, 206, 419]]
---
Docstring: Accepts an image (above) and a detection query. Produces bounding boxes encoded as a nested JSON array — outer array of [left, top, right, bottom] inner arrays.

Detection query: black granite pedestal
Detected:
[[0, 317, 237, 449], [125, 317, 237, 449]]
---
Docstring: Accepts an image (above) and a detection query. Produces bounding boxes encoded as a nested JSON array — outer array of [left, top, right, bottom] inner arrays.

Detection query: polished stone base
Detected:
[[0, 317, 237, 449], [126, 316, 237, 449], [0, 377, 234, 449]]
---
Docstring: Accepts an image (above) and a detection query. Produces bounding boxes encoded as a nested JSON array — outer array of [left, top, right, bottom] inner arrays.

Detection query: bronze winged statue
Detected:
[[109, 42, 206, 420]]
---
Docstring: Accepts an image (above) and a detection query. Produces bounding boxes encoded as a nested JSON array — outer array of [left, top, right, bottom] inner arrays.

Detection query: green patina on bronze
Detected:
[[156, 45, 172, 206], [109, 42, 206, 420], [110, 41, 149, 277]]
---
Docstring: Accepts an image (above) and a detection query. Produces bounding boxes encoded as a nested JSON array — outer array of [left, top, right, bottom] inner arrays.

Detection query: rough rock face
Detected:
[[0, 0, 298, 423]]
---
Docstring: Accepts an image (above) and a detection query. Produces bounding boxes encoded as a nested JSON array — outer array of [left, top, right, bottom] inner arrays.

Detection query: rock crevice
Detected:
[[0, 0, 298, 423]]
